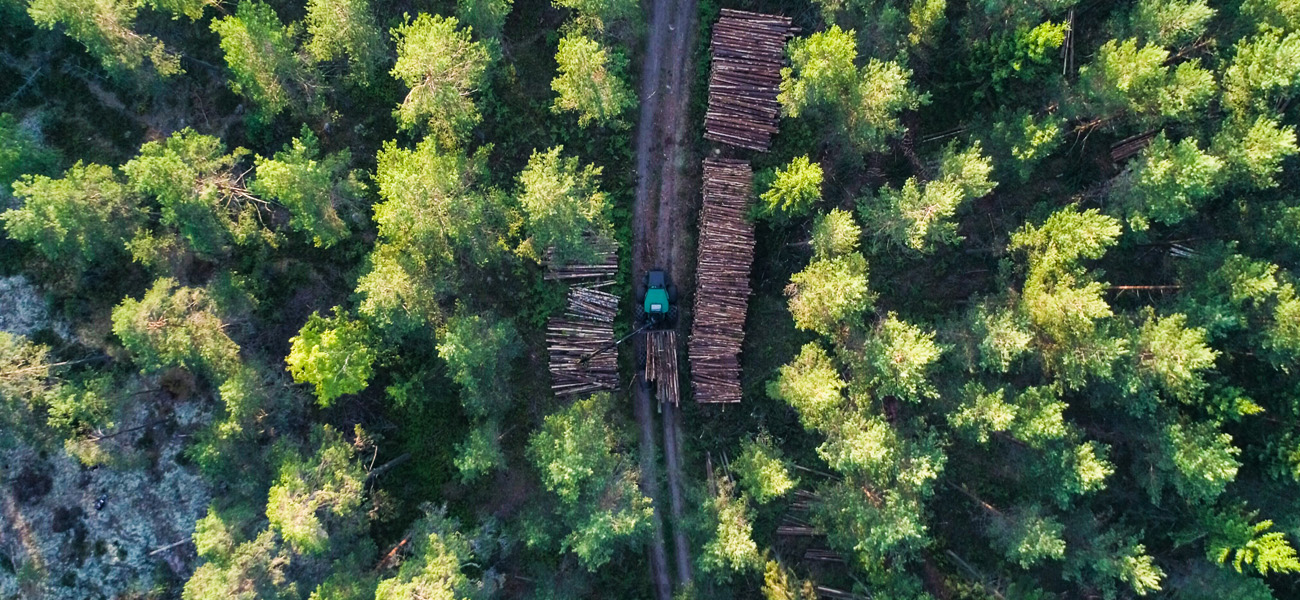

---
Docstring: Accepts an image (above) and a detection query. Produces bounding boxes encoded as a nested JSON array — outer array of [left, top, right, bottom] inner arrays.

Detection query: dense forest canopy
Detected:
[[3, 0, 1300, 598]]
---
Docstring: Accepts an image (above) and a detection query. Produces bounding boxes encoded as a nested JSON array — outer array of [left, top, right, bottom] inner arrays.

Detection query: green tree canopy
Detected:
[[374, 506, 480, 600], [111, 278, 241, 380], [1112, 133, 1223, 230], [251, 128, 359, 248], [1073, 38, 1215, 124], [285, 309, 377, 407], [861, 141, 996, 252], [758, 155, 824, 218], [517, 146, 613, 264], [526, 394, 652, 570], [551, 32, 636, 128], [810, 208, 861, 259], [304, 0, 383, 84], [28, 0, 180, 76], [732, 432, 799, 504], [767, 342, 847, 431], [390, 14, 490, 145], [786, 251, 874, 335], [3, 161, 142, 271], [779, 26, 925, 151], [265, 425, 367, 554], [699, 477, 762, 579], [211, 2, 317, 119]]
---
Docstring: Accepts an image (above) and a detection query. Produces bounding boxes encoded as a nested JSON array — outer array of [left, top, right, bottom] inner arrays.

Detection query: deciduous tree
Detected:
[[285, 309, 377, 407]]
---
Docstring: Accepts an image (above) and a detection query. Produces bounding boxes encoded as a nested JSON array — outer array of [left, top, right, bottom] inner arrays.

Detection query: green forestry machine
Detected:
[[579, 269, 677, 363]]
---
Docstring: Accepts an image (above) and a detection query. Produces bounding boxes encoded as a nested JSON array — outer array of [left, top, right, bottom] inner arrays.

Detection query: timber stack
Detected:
[[548, 287, 620, 396], [704, 9, 796, 152], [689, 158, 755, 403], [543, 243, 619, 288], [546, 248, 620, 396], [645, 330, 680, 406]]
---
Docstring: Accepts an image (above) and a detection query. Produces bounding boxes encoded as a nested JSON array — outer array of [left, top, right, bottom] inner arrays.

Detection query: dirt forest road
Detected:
[[629, 0, 699, 593]]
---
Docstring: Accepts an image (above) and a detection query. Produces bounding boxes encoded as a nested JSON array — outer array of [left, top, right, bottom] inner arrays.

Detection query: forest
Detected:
[[3, 0, 1300, 598]]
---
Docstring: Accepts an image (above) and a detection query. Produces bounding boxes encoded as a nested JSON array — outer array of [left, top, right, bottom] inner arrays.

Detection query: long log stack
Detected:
[[548, 287, 620, 396], [704, 9, 796, 152], [543, 244, 619, 288], [645, 330, 680, 406], [689, 158, 755, 403]]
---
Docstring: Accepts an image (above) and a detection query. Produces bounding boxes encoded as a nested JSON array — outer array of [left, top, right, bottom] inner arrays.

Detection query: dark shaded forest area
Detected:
[[3, 0, 1300, 598]]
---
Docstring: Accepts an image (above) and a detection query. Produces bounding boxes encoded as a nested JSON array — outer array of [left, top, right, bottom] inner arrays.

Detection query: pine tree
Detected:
[[304, 0, 384, 85], [1112, 133, 1223, 230], [4, 162, 142, 272], [732, 432, 799, 504], [517, 146, 614, 264], [211, 2, 317, 119], [28, 0, 180, 76], [550, 33, 636, 128], [390, 14, 490, 146], [785, 252, 874, 335], [861, 141, 995, 252], [758, 155, 823, 218], [250, 128, 359, 248]]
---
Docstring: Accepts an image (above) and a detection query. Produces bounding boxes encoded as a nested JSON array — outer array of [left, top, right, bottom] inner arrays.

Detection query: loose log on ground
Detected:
[[546, 251, 621, 396]]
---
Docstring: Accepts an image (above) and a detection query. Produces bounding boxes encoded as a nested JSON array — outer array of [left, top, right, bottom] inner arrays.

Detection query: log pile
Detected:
[[543, 244, 619, 287], [689, 158, 755, 403], [645, 330, 680, 406], [548, 287, 620, 396], [704, 9, 796, 152]]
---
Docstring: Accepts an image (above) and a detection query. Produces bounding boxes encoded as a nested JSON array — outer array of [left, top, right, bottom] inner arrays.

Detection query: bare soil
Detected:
[[628, 0, 700, 593]]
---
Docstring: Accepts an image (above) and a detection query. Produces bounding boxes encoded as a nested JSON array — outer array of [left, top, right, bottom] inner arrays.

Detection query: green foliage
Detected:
[[145, 0, 217, 20], [3, 161, 141, 271], [1223, 31, 1300, 118], [251, 128, 359, 248], [732, 432, 798, 504], [28, 0, 180, 76], [861, 141, 995, 252], [987, 505, 1067, 568], [0, 113, 59, 199], [758, 155, 823, 218], [211, 2, 316, 119], [767, 343, 847, 431], [374, 506, 478, 600], [304, 0, 383, 84], [390, 14, 490, 145], [454, 422, 504, 482], [285, 309, 377, 407], [1241, 0, 1300, 33], [1113, 133, 1223, 230], [810, 209, 861, 259], [762, 560, 818, 600], [969, 301, 1034, 373], [906, 0, 946, 46], [1127, 0, 1214, 48], [1212, 116, 1299, 190], [526, 394, 652, 570], [551, 33, 636, 128], [111, 278, 241, 379], [1135, 312, 1218, 402], [123, 129, 248, 259], [457, 0, 513, 40], [860, 313, 943, 402], [358, 140, 502, 330], [1207, 511, 1300, 576], [517, 146, 613, 264], [1074, 38, 1215, 123], [780, 26, 926, 151], [552, 0, 640, 34], [786, 252, 874, 335], [1010, 207, 1124, 386], [988, 109, 1064, 182], [1162, 419, 1240, 503], [438, 309, 520, 417], [266, 425, 366, 555], [968, 21, 1067, 95], [699, 478, 762, 579], [950, 383, 1017, 443], [0, 332, 52, 427]]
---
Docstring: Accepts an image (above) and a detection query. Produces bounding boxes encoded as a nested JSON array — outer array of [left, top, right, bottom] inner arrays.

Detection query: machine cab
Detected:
[[644, 270, 670, 315]]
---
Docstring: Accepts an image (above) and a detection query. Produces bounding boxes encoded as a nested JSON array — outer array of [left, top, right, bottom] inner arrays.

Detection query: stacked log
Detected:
[[645, 330, 680, 406], [705, 9, 796, 152], [689, 158, 755, 403], [548, 287, 620, 396], [543, 244, 619, 287]]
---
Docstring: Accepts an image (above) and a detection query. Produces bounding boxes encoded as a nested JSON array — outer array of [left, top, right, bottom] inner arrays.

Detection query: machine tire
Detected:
[[634, 303, 645, 325], [668, 284, 679, 303]]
